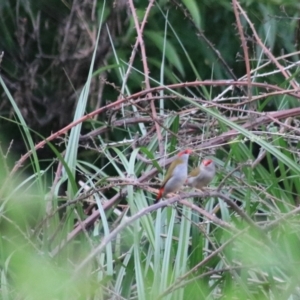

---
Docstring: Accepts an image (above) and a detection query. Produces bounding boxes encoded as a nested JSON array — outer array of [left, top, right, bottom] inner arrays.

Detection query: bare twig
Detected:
[[127, 0, 163, 154], [235, 1, 300, 93], [8, 80, 300, 179], [232, 0, 252, 103]]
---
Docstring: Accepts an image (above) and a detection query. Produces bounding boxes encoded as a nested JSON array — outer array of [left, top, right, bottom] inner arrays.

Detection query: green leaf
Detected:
[[182, 0, 201, 28], [170, 115, 180, 153], [145, 30, 185, 76]]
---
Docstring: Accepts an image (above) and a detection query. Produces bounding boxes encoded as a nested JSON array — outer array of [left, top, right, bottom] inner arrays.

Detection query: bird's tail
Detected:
[[155, 188, 164, 203]]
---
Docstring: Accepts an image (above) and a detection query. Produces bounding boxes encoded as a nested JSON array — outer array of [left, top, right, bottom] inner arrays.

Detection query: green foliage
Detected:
[[1, 0, 300, 299]]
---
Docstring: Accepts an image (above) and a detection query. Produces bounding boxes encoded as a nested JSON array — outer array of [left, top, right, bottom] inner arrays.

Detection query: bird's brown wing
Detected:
[[160, 157, 184, 187], [188, 166, 200, 177]]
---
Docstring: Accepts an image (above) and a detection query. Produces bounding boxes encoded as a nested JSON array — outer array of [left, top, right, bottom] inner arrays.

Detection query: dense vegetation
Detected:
[[1, 0, 300, 299]]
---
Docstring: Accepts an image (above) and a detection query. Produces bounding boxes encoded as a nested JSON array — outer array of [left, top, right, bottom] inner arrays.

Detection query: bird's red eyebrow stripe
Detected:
[[178, 149, 192, 156], [203, 159, 212, 166]]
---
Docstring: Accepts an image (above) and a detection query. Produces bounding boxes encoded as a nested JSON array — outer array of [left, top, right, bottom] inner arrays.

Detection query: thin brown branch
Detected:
[[179, 199, 234, 229], [211, 191, 259, 229], [8, 80, 300, 178], [122, 0, 155, 88], [127, 0, 163, 155], [232, 0, 252, 103], [235, 1, 300, 93]]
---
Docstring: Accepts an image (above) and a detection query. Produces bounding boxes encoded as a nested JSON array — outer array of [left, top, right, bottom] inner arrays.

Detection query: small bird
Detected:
[[155, 149, 192, 202], [186, 159, 216, 189]]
